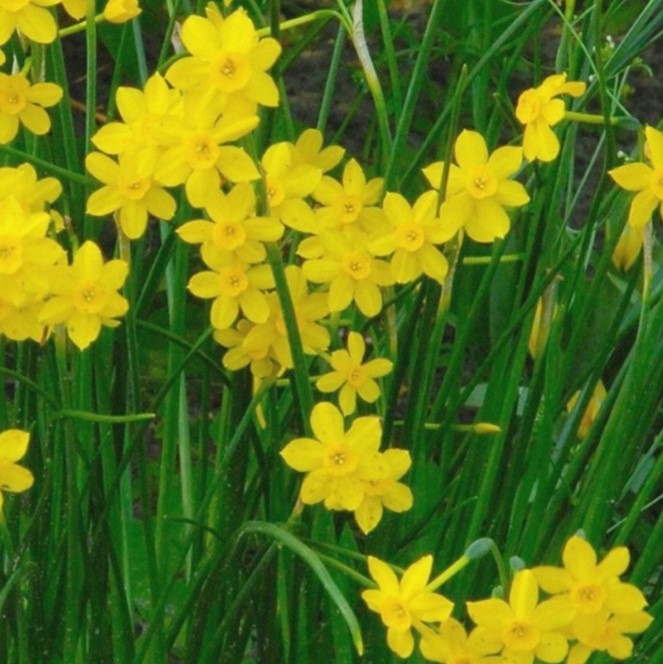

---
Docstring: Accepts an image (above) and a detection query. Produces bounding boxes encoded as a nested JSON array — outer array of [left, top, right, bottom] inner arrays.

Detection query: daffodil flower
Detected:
[[362, 555, 454, 658], [280, 402, 387, 511], [103, 0, 141, 23], [0, 197, 64, 307], [533, 535, 647, 620], [0, 429, 34, 514], [0, 291, 45, 342], [568, 609, 653, 664], [516, 73, 586, 162], [165, 7, 281, 109], [312, 158, 384, 231], [261, 141, 321, 233], [369, 190, 454, 284], [289, 128, 345, 172], [92, 73, 183, 155], [423, 130, 529, 244], [302, 227, 394, 317], [39, 241, 129, 350], [467, 569, 574, 664], [154, 88, 259, 209], [609, 126, 663, 227], [419, 617, 503, 664], [187, 255, 273, 330], [238, 266, 329, 371], [354, 449, 412, 535], [176, 182, 283, 263], [0, 0, 60, 45], [316, 331, 392, 415], [0, 73, 62, 144], [86, 149, 177, 239]]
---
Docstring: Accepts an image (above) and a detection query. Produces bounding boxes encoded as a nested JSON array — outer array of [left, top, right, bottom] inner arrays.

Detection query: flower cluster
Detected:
[[0, 164, 128, 349], [280, 402, 412, 534], [363, 535, 652, 663]]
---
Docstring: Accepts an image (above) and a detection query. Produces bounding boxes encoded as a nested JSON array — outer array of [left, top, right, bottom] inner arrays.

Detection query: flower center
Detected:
[[381, 597, 412, 631], [466, 166, 498, 199], [218, 267, 249, 297], [121, 177, 151, 201], [266, 178, 286, 209], [336, 194, 363, 224], [213, 220, 247, 251], [74, 283, 107, 314], [515, 88, 543, 124], [503, 621, 539, 651], [211, 52, 251, 93], [346, 365, 366, 387], [0, 86, 26, 115], [0, 236, 23, 274], [186, 133, 220, 169], [325, 443, 358, 476], [394, 222, 424, 251], [571, 583, 607, 614], [342, 253, 371, 280]]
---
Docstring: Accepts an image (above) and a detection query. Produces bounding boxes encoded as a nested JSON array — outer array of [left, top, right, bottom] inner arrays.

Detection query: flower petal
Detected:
[[367, 555, 400, 594], [310, 402, 345, 444], [455, 130, 488, 169], [400, 555, 432, 599], [280, 437, 324, 471], [627, 189, 658, 227], [0, 430, 30, 462]]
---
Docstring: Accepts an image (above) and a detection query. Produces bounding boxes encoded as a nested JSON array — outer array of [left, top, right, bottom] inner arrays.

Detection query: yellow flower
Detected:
[[280, 402, 386, 511], [165, 7, 281, 109], [419, 618, 503, 663], [187, 253, 273, 330], [214, 318, 278, 379], [176, 182, 283, 263], [0, 291, 46, 342], [362, 555, 454, 658], [38, 241, 129, 350], [0, 196, 64, 307], [369, 190, 454, 284], [92, 74, 183, 155], [261, 141, 321, 233], [154, 88, 259, 209], [516, 73, 586, 162], [302, 227, 394, 317], [103, 0, 141, 23], [312, 158, 384, 232], [467, 569, 574, 664], [533, 535, 647, 619], [86, 149, 177, 239], [354, 448, 412, 535], [609, 126, 663, 227], [0, 162, 62, 226], [0, 73, 62, 144], [566, 380, 606, 440], [316, 331, 392, 415], [290, 128, 345, 173], [240, 265, 329, 370], [611, 224, 644, 272], [423, 130, 529, 243], [0, 0, 60, 45], [0, 429, 34, 513], [568, 609, 653, 663]]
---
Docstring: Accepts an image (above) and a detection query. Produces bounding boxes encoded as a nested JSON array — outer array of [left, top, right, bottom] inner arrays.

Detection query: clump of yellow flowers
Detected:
[[362, 535, 652, 663]]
